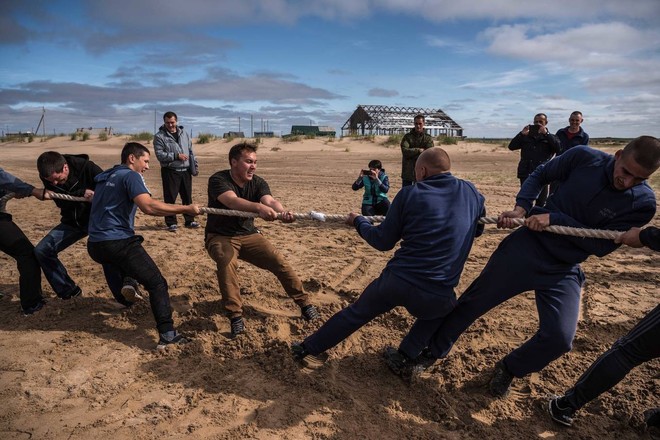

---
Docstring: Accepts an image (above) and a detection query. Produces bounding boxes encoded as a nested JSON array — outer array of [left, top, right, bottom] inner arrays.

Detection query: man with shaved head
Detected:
[[397, 136, 659, 395], [292, 147, 486, 367]]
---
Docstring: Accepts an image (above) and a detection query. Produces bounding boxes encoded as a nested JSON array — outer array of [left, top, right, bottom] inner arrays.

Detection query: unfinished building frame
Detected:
[[341, 105, 463, 138]]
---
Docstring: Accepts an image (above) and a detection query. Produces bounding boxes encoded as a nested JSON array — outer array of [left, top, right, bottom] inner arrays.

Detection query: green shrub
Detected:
[[383, 134, 403, 146], [436, 135, 458, 145], [80, 132, 90, 141], [70, 132, 78, 141], [281, 135, 302, 143], [98, 131, 109, 141], [305, 133, 316, 139], [129, 132, 154, 142], [27, 134, 34, 143], [271, 146, 281, 151], [197, 133, 214, 144]]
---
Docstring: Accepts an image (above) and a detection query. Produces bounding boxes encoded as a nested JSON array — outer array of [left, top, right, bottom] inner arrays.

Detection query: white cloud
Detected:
[[459, 68, 537, 89]]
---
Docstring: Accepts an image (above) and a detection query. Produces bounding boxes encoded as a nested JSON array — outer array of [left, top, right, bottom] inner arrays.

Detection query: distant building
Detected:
[[254, 131, 275, 138], [75, 127, 114, 136], [290, 125, 336, 137], [223, 131, 245, 138], [341, 105, 463, 137]]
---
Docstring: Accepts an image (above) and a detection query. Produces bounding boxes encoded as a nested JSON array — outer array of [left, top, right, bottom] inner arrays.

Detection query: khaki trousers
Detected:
[[205, 232, 309, 318]]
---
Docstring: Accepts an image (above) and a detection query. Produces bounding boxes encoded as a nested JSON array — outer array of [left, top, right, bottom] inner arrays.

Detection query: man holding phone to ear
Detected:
[[508, 113, 561, 206]]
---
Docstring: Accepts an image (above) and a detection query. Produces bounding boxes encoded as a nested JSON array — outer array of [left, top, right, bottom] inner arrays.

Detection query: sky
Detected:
[[1, 0, 660, 139]]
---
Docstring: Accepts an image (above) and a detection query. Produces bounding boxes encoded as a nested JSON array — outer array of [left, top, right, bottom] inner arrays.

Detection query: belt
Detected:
[[169, 167, 188, 172]]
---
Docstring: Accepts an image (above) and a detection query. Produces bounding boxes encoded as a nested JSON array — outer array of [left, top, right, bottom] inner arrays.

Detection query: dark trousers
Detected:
[[402, 180, 414, 187], [361, 199, 390, 216], [564, 304, 660, 410], [520, 176, 549, 207], [161, 168, 194, 226], [87, 236, 174, 333], [429, 228, 585, 377], [0, 215, 44, 310], [303, 269, 456, 356]]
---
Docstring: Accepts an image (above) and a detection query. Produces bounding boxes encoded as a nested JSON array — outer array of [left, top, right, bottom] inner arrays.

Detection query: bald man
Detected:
[[292, 147, 486, 367]]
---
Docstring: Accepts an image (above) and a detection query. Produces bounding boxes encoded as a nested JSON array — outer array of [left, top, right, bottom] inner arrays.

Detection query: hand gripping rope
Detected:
[[0, 192, 623, 240]]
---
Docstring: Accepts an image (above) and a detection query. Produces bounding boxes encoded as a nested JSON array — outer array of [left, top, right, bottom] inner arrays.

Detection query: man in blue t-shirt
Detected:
[[291, 147, 486, 368], [393, 136, 659, 396], [87, 142, 200, 348]]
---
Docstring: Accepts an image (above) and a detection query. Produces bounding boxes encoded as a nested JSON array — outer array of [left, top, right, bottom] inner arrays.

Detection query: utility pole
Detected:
[[154, 109, 157, 134], [250, 115, 253, 138]]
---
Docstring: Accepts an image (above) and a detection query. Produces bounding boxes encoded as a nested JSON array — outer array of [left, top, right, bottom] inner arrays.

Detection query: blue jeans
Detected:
[[87, 235, 175, 333], [303, 268, 456, 356], [35, 223, 87, 297]]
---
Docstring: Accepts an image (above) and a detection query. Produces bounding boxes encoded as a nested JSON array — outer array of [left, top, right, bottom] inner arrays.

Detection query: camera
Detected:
[[528, 124, 540, 135], [362, 169, 373, 174]]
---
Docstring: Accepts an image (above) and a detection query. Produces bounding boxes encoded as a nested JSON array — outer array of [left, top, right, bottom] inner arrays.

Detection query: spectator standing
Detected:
[[556, 111, 590, 155], [400, 114, 434, 187], [507, 113, 561, 206], [153, 111, 199, 232]]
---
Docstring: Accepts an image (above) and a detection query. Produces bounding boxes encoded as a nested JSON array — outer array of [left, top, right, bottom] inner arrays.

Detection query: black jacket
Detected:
[[40, 154, 103, 229], [508, 132, 561, 179]]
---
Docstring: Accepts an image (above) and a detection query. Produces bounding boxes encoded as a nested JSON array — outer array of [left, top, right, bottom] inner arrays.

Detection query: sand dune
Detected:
[[0, 135, 657, 439]]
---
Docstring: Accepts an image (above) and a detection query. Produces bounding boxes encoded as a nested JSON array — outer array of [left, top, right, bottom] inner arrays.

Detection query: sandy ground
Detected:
[[0, 135, 658, 440]]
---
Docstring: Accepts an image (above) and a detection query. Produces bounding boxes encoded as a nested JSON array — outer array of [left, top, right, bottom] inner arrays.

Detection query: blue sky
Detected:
[[1, 0, 659, 138]]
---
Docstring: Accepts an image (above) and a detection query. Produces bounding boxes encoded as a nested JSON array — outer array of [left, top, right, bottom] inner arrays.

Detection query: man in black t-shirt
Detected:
[[204, 142, 319, 337]]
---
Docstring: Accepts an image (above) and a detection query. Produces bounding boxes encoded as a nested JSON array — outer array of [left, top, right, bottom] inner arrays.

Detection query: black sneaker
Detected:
[[23, 299, 46, 316], [157, 330, 190, 349], [230, 316, 245, 338], [291, 342, 327, 369], [185, 221, 200, 229], [548, 396, 575, 427], [301, 304, 320, 321], [489, 360, 514, 398], [383, 346, 433, 382], [645, 407, 660, 427], [60, 285, 82, 300], [121, 277, 144, 302]]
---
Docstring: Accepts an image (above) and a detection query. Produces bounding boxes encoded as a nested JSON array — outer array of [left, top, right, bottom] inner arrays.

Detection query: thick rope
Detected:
[[478, 216, 622, 240], [0, 192, 623, 240]]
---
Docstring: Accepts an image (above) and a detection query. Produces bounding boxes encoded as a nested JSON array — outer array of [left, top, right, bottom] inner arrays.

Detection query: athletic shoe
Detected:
[[230, 316, 245, 338], [383, 346, 432, 382], [301, 304, 320, 321], [548, 396, 575, 427], [120, 277, 144, 302], [645, 407, 660, 427], [157, 330, 190, 349], [167, 224, 178, 232], [60, 285, 82, 300], [646, 407, 660, 440], [23, 299, 46, 316], [489, 360, 514, 397], [291, 342, 328, 369], [185, 221, 200, 229]]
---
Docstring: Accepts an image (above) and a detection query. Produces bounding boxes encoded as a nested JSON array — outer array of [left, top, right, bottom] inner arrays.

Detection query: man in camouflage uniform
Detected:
[[400, 114, 434, 186]]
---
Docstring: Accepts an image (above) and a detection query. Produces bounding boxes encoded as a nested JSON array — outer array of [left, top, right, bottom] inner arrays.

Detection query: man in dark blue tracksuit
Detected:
[[548, 225, 660, 429], [396, 136, 659, 397], [291, 147, 485, 365]]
